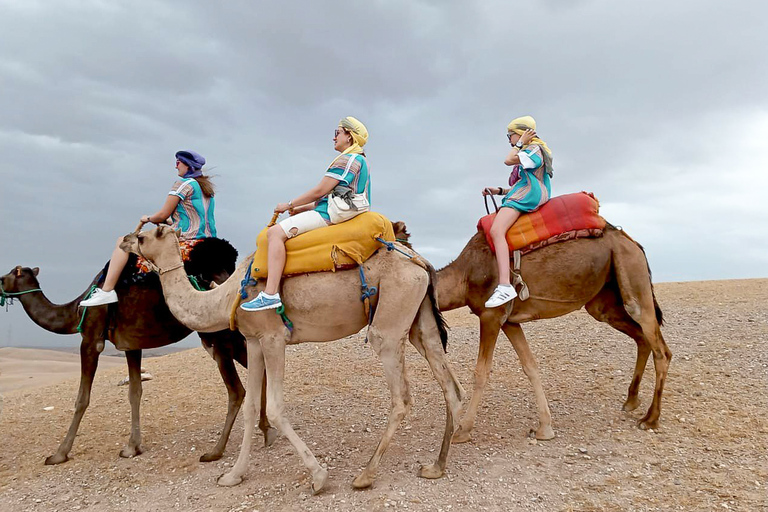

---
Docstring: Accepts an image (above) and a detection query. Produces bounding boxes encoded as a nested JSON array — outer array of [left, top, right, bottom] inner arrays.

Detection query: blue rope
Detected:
[[375, 237, 413, 259], [240, 259, 258, 299]]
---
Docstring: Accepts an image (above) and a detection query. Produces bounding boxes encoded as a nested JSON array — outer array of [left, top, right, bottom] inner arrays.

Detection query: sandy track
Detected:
[[0, 279, 766, 511]]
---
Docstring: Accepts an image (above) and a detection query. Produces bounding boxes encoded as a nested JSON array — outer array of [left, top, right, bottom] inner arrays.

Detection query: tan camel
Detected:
[[120, 224, 464, 493], [396, 222, 670, 443]]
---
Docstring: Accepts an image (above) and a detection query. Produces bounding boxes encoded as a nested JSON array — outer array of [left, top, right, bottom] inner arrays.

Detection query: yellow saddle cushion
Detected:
[[249, 212, 395, 279]]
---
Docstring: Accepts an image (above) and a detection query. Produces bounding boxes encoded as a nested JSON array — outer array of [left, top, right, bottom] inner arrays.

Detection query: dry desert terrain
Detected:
[[0, 279, 766, 511]]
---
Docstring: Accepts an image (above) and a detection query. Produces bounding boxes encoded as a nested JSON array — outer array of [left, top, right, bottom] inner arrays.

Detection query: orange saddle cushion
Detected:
[[478, 192, 606, 254]]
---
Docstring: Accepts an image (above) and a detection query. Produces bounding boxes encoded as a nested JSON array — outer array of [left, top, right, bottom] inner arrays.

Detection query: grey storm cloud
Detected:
[[1, 0, 767, 347]]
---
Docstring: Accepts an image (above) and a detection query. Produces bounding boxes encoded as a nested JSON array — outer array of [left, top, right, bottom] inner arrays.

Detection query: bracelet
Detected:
[[497, 187, 504, 195]]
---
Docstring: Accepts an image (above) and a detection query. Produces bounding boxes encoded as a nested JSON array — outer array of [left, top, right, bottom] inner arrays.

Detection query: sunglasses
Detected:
[[334, 128, 349, 137]]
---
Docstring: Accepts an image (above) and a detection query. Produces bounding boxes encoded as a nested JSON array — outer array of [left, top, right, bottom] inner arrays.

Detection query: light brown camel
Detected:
[[396, 222, 670, 443], [121, 224, 464, 493], [0, 238, 275, 465]]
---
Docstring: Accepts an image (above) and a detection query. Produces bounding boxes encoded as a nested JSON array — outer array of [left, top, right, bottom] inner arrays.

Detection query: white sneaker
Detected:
[[80, 288, 118, 307], [484, 285, 517, 308]]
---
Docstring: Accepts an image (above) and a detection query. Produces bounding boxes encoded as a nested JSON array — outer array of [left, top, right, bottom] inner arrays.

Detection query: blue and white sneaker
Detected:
[[240, 291, 282, 311]]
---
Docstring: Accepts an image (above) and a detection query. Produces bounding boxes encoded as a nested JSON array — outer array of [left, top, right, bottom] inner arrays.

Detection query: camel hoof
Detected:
[[217, 472, 243, 487], [418, 463, 444, 480], [199, 451, 223, 463], [638, 418, 659, 431], [312, 467, 329, 494], [451, 429, 471, 444], [45, 453, 69, 465], [352, 471, 374, 489], [534, 425, 555, 441], [119, 444, 144, 458], [263, 427, 278, 447], [622, 397, 641, 411]]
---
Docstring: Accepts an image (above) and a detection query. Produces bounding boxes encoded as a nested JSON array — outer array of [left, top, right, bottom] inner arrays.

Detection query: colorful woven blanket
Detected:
[[249, 212, 395, 279], [478, 192, 606, 255]]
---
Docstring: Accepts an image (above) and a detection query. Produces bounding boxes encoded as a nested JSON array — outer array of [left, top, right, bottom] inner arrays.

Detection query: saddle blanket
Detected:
[[478, 192, 606, 255], [249, 212, 396, 279]]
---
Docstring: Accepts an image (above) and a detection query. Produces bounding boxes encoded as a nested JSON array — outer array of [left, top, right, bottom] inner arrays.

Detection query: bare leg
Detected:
[[120, 349, 144, 458], [264, 225, 288, 295], [453, 313, 502, 443], [501, 323, 554, 440], [218, 339, 265, 487], [102, 236, 130, 292], [45, 331, 104, 465], [489, 207, 521, 285]]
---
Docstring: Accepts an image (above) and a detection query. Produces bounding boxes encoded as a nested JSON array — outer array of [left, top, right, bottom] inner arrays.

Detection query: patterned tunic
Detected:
[[314, 153, 371, 221], [501, 144, 551, 213], [168, 178, 217, 239]]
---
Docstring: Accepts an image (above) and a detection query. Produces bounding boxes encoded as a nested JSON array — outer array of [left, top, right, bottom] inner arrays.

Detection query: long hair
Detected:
[[195, 175, 215, 197]]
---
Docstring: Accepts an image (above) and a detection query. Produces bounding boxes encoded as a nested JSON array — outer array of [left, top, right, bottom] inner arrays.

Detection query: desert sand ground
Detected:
[[0, 279, 766, 511]]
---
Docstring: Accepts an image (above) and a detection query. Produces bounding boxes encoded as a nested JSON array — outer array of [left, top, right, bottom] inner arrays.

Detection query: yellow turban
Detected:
[[507, 115, 554, 177], [329, 116, 368, 169]]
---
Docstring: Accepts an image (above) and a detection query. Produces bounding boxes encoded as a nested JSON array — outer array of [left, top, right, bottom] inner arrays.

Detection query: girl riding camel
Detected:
[[482, 115, 554, 308], [241, 116, 370, 312], [80, 150, 216, 306]]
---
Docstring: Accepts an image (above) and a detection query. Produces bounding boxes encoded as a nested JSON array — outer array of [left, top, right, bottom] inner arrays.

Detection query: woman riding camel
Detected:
[[482, 115, 554, 308], [80, 150, 217, 306], [240, 116, 370, 312]]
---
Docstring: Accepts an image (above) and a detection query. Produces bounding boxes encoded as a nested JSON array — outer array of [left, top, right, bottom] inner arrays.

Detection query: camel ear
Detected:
[[175, 228, 182, 238], [15, 266, 22, 276], [32, 267, 39, 276]]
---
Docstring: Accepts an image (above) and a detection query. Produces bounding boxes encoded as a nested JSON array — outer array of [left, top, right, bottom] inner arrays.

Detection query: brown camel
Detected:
[[121, 224, 464, 493], [0, 239, 275, 465], [397, 222, 670, 443]]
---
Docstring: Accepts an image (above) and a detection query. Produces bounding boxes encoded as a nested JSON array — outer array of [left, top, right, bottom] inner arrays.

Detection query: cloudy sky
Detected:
[[1, 0, 766, 347]]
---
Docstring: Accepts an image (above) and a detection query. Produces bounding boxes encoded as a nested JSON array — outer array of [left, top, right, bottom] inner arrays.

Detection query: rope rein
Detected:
[[0, 282, 43, 309]]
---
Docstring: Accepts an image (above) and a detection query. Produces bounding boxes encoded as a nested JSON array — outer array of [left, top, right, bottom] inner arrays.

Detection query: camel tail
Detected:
[[610, 223, 664, 327], [426, 262, 450, 352]]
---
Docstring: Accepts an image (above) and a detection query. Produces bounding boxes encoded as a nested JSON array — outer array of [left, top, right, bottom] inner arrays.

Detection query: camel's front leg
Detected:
[[452, 315, 501, 444], [501, 323, 554, 440], [218, 339, 265, 487], [120, 349, 144, 458], [261, 334, 328, 494], [353, 326, 411, 489], [46, 334, 103, 465]]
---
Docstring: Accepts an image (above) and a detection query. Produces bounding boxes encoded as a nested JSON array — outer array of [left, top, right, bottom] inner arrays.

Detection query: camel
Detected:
[[0, 238, 275, 465], [121, 224, 464, 493], [396, 221, 670, 443]]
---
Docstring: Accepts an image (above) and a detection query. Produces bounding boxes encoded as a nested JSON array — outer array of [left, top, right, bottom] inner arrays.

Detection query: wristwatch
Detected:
[[514, 141, 524, 149]]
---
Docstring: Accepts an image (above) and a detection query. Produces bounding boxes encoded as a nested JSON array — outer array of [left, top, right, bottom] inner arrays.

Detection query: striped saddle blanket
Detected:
[[478, 192, 606, 255]]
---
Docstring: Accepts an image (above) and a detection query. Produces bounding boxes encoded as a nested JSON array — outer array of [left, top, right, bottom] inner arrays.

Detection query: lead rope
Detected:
[[0, 283, 43, 309]]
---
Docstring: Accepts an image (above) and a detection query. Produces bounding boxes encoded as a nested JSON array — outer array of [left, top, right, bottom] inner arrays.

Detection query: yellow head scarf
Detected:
[[507, 115, 554, 177], [328, 116, 368, 169]]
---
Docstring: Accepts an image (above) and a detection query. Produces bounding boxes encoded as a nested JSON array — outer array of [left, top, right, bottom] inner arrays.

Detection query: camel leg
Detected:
[[229, 336, 276, 446], [218, 339, 265, 487], [259, 334, 329, 494], [501, 323, 554, 440], [585, 286, 650, 412], [45, 334, 104, 465], [352, 325, 412, 489], [408, 300, 463, 479], [611, 249, 672, 430], [119, 349, 144, 458], [199, 337, 246, 462], [452, 314, 502, 444]]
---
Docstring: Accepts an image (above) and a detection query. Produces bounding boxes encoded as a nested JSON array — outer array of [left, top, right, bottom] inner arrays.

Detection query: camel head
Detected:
[[392, 221, 413, 249], [120, 225, 183, 273], [1, 266, 40, 295]]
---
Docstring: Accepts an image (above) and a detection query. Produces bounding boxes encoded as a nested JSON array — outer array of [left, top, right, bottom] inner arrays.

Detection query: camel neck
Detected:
[[436, 260, 468, 311], [156, 260, 246, 333], [16, 285, 90, 334]]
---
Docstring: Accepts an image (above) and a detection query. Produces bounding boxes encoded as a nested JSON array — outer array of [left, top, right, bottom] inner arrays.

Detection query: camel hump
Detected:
[[186, 238, 239, 278]]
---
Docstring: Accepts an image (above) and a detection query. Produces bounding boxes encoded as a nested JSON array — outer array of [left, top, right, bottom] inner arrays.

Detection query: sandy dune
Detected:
[[0, 347, 124, 394]]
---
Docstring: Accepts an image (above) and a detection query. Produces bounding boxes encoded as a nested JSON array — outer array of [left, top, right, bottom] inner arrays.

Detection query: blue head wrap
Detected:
[[175, 150, 206, 178]]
